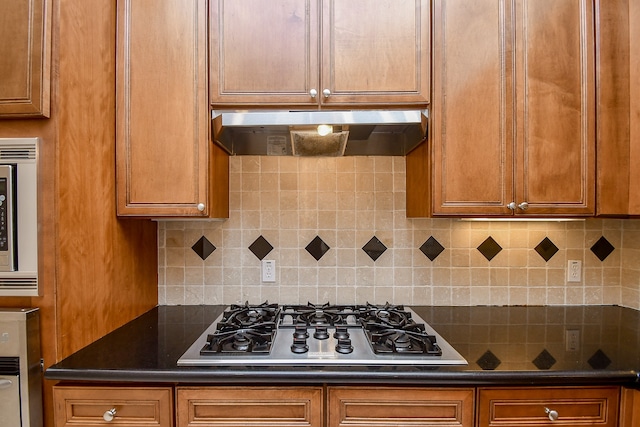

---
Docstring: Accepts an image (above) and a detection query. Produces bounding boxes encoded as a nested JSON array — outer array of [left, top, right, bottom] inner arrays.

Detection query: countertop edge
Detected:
[[45, 367, 639, 387]]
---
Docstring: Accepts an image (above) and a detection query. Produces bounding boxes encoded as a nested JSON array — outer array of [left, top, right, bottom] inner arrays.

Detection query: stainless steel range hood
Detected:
[[212, 110, 428, 156]]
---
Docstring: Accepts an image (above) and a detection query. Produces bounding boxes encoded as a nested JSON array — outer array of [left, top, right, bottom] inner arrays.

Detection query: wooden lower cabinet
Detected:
[[477, 386, 619, 427], [53, 385, 173, 427], [176, 386, 323, 427], [328, 387, 475, 427]]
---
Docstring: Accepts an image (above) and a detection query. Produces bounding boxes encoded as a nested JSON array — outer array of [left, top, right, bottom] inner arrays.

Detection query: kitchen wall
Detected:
[[158, 156, 640, 310]]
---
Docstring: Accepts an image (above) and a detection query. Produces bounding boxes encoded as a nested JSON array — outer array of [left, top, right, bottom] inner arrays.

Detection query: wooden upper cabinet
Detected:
[[210, 0, 429, 108], [0, 0, 51, 118], [429, 0, 594, 217], [117, 0, 229, 218]]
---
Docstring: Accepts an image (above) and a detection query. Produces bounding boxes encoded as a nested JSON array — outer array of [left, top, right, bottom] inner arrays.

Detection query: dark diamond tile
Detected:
[[534, 237, 559, 262], [591, 236, 615, 261], [532, 349, 557, 370], [420, 236, 445, 261], [248, 235, 274, 260], [306, 236, 330, 261], [476, 350, 501, 370], [191, 236, 216, 261], [477, 236, 502, 261], [362, 236, 387, 262], [588, 349, 612, 370]]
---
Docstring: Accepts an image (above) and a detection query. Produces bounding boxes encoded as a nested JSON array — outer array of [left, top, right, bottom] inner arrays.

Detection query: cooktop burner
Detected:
[[178, 302, 467, 366]]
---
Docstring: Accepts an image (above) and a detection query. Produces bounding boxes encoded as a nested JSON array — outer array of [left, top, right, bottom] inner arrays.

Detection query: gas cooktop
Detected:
[[178, 302, 467, 367]]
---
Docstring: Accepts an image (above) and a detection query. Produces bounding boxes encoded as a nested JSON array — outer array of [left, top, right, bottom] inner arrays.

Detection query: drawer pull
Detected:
[[545, 407, 559, 421], [103, 408, 117, 422]]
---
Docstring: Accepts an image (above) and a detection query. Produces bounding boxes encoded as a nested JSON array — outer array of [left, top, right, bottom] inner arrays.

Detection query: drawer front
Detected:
[[477, 387, 619, 426], [53, 386, 173, 427], [177, 386, 323, 427], [328, 387, 475, 427]]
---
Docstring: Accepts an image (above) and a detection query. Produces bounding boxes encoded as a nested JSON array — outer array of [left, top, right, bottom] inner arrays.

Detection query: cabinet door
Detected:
[[328, 387, 474, 427], [0, 0, 51, 118], [514, 0, 595, 216], [431, 0, 515, 216], [116, 0, 211, 216], [477, 386, 619, 427], [210, 0, 320, 106], [54, 385, 173, 427], [320, 0, 430, 106], [177, 386, 323, 427]]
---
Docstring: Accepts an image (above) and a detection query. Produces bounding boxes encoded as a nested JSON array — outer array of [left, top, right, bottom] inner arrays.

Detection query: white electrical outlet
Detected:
[[566, 329, 580, 351], [567, 260, 582, 282], [261, 260, 276, 283]]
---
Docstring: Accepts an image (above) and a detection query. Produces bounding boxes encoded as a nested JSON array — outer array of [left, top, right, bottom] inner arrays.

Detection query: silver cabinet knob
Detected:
[[322, 88, 331, 98], [103, 408, 117, 422], [545, 407, 559, 421], [309, 89, 318, 98], [517, 202, 529, 211], [507, 202, 516, 210], [197, 203, 205, 212]]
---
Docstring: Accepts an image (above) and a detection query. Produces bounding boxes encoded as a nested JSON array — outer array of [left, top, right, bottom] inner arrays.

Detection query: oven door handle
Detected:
[[0, 379, 14, 389]]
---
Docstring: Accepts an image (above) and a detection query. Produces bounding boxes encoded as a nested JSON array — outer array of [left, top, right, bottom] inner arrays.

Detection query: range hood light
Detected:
[[317, 124, 333, 136]]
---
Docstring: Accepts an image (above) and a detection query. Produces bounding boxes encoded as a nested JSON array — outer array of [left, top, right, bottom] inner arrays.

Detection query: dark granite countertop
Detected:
[[45, 305, 640, 386]]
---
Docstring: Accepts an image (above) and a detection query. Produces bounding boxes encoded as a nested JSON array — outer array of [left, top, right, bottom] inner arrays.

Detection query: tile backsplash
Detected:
[[158, 156, 640, 310]]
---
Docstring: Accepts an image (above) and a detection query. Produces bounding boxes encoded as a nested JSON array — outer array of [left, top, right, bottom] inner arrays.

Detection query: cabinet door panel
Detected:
[[515, 0, 595, 215], [210, 0, 320, 106], [117, 0, 210, 216], [177, 387, 323, 427], [478, 387, 619, 427], [431, 0, 514, 216], [321, 0, 429, 106], [328, 387, 474, 427], [0, 0, 50, 118]]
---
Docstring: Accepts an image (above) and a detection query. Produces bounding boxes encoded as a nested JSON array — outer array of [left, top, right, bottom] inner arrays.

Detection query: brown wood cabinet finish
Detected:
[[0, 0, 51, 118], [597, 0, 640, 215], [210, 0, 429, 107], [177, 386, 323, 427], [54, 386, 173, 427], [477, 386, 619, 427], [117, 0, 228, 217], [621, 387, 640, 427], [429, 0, 595, 217], [328, 387, 475, 427]]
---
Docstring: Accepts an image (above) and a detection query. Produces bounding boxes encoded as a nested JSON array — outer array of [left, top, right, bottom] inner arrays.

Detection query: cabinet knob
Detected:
[[544, 407, 559, 421], [507, 202, 516, 210], [197, 203, 205, 212], [103, 408, 117, 422], [517, 202, 529, 211], [322, 88, 331, 98], [309, 89, 318, 98]]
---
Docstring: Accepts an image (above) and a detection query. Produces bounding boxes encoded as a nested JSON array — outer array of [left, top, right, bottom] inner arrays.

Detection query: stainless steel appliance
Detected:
[[0, 138, 39, 296], [0, 308, 42, 427], [178, 302, 467, 367]]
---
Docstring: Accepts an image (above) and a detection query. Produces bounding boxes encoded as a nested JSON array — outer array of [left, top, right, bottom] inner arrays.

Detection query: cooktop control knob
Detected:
[[291, 337, 309, 354], [333, 326, 349, 340], [313, 325, 329, 340], [293, 324, 309, 339], [335, 338, 353, 354]]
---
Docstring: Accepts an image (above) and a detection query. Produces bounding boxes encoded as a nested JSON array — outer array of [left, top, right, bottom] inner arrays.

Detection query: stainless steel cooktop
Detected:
[[177, 303, 467, 367]]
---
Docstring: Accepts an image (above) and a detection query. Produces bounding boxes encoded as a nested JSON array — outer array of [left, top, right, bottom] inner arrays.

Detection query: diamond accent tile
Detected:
[[588, 349, 612, 370], [306, 236, 330, 261], [362, 236, 387, 262], [476, 350, 501, 370], [477, 236, 502, 261], [420, 236, 445, 261], [534, 237, 559, 262], [532, 349, 557, 370], [591, 236, 615, 261], [248, 235, 274, 260], [191, 236, 216, 261]]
